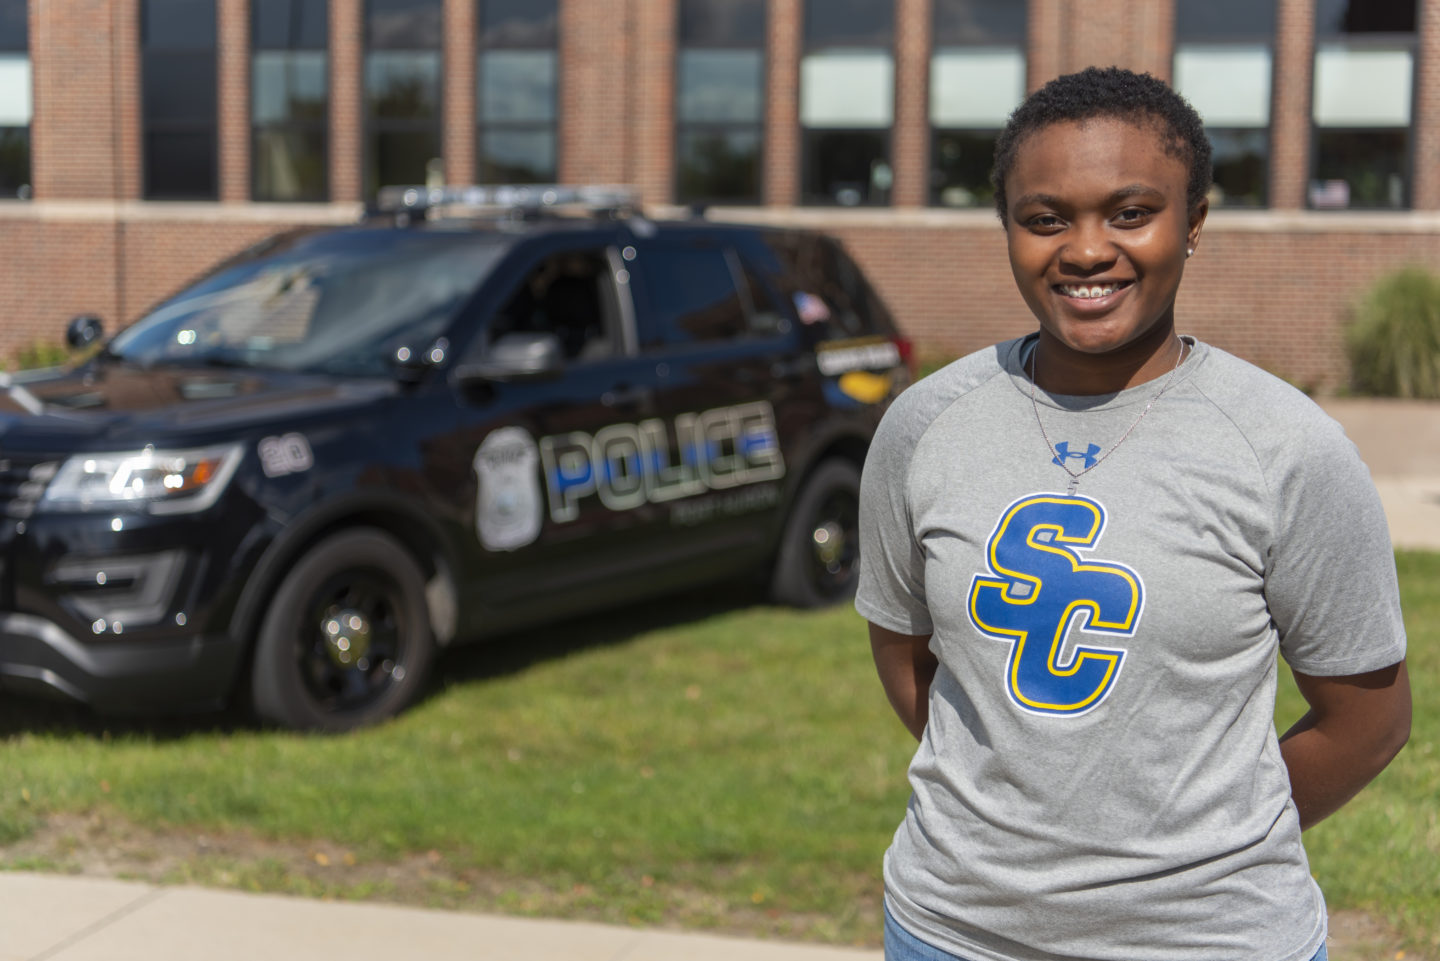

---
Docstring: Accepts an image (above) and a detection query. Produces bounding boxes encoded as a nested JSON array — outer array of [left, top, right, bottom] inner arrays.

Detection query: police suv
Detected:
[[0, 185, 912, 730]]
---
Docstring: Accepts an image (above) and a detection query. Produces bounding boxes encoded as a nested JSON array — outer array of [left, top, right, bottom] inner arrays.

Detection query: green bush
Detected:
[[1346, 266, 1440, 399], [3, 340, 79, 372]]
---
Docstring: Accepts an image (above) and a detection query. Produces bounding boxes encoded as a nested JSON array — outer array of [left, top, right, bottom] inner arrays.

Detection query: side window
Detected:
[[765, 233, 869, 339], [488, 249, 619, 362], [634, 245, 748, 347]]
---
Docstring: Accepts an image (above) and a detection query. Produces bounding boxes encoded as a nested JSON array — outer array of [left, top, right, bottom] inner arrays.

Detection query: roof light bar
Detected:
[[373, 184, 641, 216]]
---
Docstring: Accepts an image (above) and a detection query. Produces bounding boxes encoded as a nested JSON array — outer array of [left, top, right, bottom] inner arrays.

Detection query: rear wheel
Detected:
[[770, 459, 862, 608], [251, 528, 434, 731]]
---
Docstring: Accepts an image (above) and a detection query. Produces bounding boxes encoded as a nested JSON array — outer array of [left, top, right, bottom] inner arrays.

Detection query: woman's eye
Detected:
[[1027, 214, 1064, 230], [1114, 208, 1151, 225]]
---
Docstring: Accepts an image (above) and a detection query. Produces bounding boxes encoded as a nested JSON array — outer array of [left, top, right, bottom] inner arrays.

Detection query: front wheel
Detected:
[[250, 528, 434, 731], [770, 459, 862, 608]]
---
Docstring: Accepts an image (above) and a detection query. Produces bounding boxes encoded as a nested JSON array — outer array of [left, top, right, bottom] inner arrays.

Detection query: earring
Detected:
[[1186, 248, 1194, 258]]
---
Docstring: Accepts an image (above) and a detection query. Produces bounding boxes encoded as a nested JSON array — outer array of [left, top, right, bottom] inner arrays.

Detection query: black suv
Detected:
[[0, 186, 912, 730]]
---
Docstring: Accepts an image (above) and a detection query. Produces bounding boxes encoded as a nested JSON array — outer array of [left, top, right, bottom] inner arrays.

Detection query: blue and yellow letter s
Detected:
[[967, 495, 1143, 717]]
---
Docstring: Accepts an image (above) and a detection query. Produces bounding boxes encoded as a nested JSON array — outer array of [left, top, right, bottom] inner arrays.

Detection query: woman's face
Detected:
[[1004, 116, 1206, 364]]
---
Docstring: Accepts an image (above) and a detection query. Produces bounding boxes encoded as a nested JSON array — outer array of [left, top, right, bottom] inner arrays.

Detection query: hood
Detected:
[[0, 363, 396, 450]]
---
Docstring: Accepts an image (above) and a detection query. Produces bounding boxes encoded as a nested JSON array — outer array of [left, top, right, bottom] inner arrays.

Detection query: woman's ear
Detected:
[[1186, 198, 1209, 259]]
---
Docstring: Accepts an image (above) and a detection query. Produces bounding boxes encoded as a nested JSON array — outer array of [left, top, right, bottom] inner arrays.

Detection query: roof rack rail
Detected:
[[369, 184, 642, 221]]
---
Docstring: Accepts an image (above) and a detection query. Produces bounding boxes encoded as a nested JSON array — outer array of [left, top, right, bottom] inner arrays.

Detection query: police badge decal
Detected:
[[474, 427, 544, 551]]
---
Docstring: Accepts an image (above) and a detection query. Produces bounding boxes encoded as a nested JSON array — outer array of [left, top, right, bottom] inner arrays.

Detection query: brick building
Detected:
[[1, 0, 1438, 391]]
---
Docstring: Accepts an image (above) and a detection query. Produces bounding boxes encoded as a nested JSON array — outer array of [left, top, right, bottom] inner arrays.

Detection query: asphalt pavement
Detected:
[[1, 397, 1434, 961]]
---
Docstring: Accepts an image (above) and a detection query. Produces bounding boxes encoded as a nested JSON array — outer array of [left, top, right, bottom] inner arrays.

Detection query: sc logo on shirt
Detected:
[[967, 494, 1144, 717]]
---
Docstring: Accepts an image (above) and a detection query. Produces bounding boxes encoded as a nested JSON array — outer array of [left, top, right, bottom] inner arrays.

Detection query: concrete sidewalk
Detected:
[[1318, 397, 1440, 552], [0, 872, 880, 961]]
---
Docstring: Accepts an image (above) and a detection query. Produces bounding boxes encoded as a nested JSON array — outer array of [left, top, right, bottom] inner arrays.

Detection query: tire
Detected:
[[770, 459, 862, 608], [250, 528, 434, 731]]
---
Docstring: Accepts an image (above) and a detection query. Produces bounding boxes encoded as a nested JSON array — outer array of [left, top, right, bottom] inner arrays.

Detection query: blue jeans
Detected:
[[883, 904, 1329, 961]]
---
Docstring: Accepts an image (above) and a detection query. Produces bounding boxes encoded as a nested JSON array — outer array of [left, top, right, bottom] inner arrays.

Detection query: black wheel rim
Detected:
[[805, 486, 860, 600], [295, 568, 412, 716]]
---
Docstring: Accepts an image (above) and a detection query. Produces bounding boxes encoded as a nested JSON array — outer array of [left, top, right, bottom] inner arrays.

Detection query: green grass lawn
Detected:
[[1, 554, 1436, 950]]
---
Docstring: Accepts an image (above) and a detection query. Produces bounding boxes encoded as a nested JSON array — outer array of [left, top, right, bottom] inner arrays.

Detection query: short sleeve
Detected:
[[855, 396, 935, 636], [1264, 422, 1407, 676]]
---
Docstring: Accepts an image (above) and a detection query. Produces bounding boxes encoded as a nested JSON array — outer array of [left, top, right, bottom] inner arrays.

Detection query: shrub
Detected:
[[1346, 266, 1440, 399], [3, 340, 84, 372]]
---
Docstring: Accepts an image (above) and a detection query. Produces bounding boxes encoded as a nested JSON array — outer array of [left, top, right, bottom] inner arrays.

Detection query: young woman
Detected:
[[857, 67, 1411, 961]]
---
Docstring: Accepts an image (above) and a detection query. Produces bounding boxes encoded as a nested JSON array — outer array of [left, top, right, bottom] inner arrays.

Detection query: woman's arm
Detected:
[[869, 622, 938, 742], [1279, 659, 1411, 830]]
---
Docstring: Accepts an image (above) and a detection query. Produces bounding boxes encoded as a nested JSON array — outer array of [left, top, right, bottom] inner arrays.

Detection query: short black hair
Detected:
[[991, 66, 1212, 224]]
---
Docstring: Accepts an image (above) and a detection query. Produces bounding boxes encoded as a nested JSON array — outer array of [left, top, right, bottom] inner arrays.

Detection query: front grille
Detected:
[[0, 455, 61, 519]]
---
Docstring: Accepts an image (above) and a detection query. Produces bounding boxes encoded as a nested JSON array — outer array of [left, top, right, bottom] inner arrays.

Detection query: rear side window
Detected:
[[763, 232, 894, 340], [633, 243, 778, 347]]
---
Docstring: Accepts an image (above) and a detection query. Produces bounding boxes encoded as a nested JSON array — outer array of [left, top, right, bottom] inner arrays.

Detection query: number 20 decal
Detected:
[[967, 494, 1144, 717]]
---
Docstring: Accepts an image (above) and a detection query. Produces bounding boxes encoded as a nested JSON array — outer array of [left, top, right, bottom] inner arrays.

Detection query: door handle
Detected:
[[602, 385, 652, 408]]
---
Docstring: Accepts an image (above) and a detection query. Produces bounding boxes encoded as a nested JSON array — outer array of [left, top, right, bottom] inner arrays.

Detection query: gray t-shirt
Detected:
[[856, 336, 1406, 961]]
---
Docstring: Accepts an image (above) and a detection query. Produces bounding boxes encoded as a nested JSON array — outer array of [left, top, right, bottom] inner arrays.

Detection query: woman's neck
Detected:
[[1031, 326, 1185, 396]]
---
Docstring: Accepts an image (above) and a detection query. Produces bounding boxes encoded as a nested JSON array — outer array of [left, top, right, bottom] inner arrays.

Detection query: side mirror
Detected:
[[65, 314, 104, 350], [455, 332, 565, 383]]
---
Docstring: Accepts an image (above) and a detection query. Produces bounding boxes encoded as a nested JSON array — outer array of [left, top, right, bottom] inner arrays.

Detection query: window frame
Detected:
[[363, 0, 445, 199], [1171, 0, 1278, 209], [673, 0, 768, 206], [250, 0, 330, 203], [476, 0, 561, 186], [140, 0, 219, 201], [1308, 17, 1419, 211], [0, 0, 30, 200]]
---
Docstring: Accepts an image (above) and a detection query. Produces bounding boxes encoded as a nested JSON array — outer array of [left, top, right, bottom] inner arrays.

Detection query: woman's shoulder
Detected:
[[879, 340, 1015, 439], [1188, 343, 1353, 462]]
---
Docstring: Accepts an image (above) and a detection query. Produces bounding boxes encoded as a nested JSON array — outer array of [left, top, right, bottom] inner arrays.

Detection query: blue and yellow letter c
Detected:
[[967, 494, 1143, 717]]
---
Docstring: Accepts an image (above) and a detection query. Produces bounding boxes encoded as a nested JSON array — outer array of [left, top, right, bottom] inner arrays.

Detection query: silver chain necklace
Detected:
[[1029, 335, 1188, 495]]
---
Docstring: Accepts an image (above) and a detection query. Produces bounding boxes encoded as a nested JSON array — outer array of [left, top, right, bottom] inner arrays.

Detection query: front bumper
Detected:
[[0, 611, 246, 713]]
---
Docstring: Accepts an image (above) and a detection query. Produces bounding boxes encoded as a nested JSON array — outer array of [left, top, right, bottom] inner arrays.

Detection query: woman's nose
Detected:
[[1059, 219, 1116, 272]]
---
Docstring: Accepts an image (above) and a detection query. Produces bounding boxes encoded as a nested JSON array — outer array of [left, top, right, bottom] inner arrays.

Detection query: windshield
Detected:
[[108, 230, 506, 376]]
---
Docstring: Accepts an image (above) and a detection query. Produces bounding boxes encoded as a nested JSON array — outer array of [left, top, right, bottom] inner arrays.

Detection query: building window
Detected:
[[675, 0, 766, 205], [0, 0, 28, 199], [1310, 0, 1416, 209], [800, 0, 894, 206], [930, 0, 1025, 208], [253, 0, 328, 201], [365, 0, 442, 197], [142, 0, 218, 200], [1173, 0, 1274, 207], [477, 0, 558, 184]]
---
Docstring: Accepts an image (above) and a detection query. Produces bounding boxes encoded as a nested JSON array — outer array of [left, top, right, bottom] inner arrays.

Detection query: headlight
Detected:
[[41, 443, 244, 515]]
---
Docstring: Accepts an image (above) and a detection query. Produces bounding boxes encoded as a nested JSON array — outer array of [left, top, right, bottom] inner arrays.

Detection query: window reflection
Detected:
[[1, 0, 30, 198], [480, 129, 557, 183], [931, 131, 997, 208], [803, 130, 890, 206], [677, 0, 766, 204], [368, 52, 441, 119], [1314, 0, 1416, 36], [678, 129, 761, 204], [933, 0, 1025, 45], [1208, 129, 1267, 207], [143, 0, 217, 199], [678, 51, 763, 124], [1312, 130, 1408, 209], [1173, 0, 1273, 207], [1309, 0, 1414, 209], [804, 0, 893, 48], [477, 0, 558, 184], [367, 0, 442, 48], [929, 3, 1021, 207], [680, 0, 765, 46], [253, 0, 328, 202], [481, 0, 557, 47], [480, 51, 557, 123]]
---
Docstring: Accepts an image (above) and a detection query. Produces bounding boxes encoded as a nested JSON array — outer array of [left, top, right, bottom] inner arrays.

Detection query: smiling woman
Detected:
[[857, 66, 1411, 961]]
